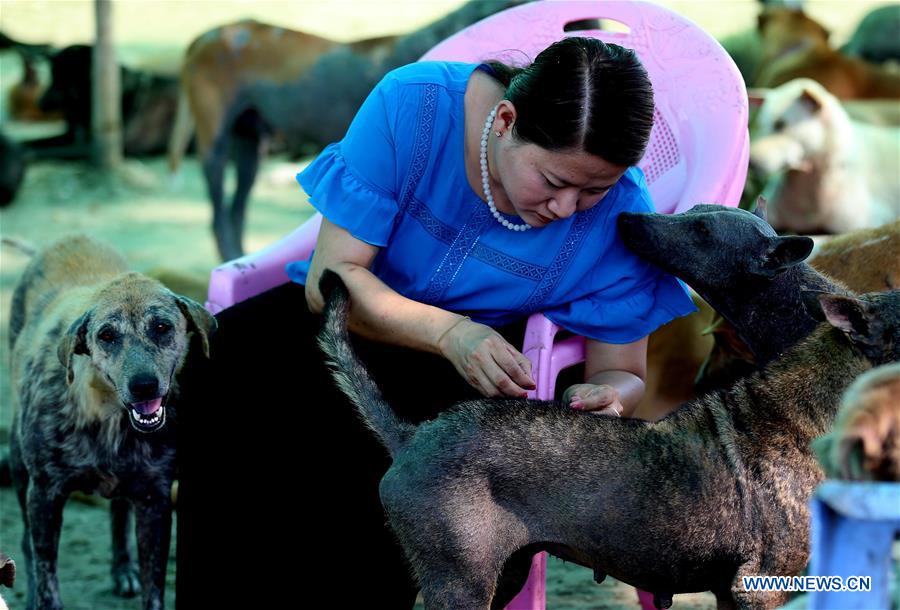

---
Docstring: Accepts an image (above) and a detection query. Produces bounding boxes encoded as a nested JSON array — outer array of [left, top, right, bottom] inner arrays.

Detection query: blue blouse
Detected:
[[287, 61, 696, 343]]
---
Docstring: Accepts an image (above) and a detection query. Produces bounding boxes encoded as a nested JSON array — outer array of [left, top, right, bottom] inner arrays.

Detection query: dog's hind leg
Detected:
[[384, 491, 523, 609], [412, 526, 528, 610], [727, 563, 791, 610], [490, 545, 543, 610], [202, 129, 238, 261], [110, 498, 141, 597], [714, 593, 738, 610], [416, 564, 499, 610], [24, 484, 67, 610], [133, 491, 173, 610], [229, 108, 269, 259]]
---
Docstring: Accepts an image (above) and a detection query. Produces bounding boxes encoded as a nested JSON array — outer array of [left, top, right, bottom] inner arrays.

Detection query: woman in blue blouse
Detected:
[[177, 37, 695, 607]]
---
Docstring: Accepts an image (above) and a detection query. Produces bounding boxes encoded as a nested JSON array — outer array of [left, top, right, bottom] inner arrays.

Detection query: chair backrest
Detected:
[[422, 0, 749, 213]]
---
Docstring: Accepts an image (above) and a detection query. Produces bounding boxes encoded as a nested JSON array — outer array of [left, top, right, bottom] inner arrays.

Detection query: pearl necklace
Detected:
[[481, 107, 531, 231]]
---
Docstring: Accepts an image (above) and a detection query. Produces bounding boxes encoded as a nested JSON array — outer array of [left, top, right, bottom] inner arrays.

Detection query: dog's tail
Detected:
[[317, 270, 414, 458]]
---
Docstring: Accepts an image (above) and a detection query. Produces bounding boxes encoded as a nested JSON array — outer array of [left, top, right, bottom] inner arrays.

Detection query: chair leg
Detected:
[[505, 552, 547, 610], [637, 588, 659, 610], [808, 494, 897, 610]]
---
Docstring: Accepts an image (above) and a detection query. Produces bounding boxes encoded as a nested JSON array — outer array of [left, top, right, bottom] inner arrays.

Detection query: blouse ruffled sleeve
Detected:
[[544, 273, 697, 344], [543, 167, 698, 343], [295, 73, 403, 248]]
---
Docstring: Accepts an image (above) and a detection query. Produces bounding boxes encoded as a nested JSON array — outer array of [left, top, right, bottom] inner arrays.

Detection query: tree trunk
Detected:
[[92, 0, 121, 168]]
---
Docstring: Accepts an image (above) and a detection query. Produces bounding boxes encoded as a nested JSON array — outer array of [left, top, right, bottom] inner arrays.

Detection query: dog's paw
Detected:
[[112, 563, 141, 598]]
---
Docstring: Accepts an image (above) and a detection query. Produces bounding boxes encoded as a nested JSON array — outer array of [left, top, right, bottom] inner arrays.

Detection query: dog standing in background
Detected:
[[813, 362, 900, 482], [750, 78, 900, 234], [8, 235, 215, 610]]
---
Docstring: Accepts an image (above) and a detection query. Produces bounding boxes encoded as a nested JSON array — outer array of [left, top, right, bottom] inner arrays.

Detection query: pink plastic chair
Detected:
[[205, 1, 748, 608]]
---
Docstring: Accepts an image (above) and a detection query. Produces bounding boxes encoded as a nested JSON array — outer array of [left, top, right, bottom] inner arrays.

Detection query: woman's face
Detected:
[[487, 103, 629, 228]]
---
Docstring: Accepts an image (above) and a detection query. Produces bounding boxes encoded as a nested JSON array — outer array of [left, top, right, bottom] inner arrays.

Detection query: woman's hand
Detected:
[[562, 383, 624, 416], [437, 317, 536, 398]]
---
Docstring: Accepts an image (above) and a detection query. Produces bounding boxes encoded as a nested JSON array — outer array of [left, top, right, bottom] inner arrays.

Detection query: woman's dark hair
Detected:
[[485, 37, 654, 167]]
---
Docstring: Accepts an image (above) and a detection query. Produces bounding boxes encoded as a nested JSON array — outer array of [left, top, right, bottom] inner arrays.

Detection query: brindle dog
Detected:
[[8, 235, 215, 610], [315, 204, 900, 609]]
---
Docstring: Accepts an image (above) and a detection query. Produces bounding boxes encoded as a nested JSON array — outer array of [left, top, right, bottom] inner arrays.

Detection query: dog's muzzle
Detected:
[[126, 397, 167, 433]]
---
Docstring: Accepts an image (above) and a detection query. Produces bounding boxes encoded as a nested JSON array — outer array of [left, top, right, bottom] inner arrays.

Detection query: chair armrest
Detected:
[[205, 213, 323, 314]]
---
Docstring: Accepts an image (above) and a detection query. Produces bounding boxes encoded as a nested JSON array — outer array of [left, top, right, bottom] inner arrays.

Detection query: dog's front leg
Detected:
[[133, 492, 173, 610], [111, 497, 142, 597], [25, 483, 66, 610]]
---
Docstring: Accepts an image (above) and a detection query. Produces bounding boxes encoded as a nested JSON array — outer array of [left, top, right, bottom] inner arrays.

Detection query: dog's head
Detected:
[[757, 8, 829, 64], [749, 78, 839, 177], [57, 272, 216, 434], [617, 202, 814, 295], [804, 289, 900, 368], [812, 361, 900, 482]]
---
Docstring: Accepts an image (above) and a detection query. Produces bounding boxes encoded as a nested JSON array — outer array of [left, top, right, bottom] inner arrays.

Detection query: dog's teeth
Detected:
[[131, 407, 163, 426]]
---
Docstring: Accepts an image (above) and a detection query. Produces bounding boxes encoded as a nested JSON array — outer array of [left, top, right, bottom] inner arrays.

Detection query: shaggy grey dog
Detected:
[[8, 235, 215, 610]]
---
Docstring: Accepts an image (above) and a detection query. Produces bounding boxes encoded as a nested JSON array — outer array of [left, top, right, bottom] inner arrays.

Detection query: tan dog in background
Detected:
[[750, 78, 900, 234]]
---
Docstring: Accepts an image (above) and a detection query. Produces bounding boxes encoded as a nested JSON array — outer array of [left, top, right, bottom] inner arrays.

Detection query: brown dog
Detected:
[[754, 7, 900, 99], [169, 1, 533, 260]]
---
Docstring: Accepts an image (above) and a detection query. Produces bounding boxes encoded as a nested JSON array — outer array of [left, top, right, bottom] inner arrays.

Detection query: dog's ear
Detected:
[[753, 235, 814, 278], [175, 296, 217, 358], [814, 21, 830, 44], [798, 86, 824, 116], [800, 290, 827, 322], [57, 312, 91, 384], [817, 293, 883, 360], [752, 196, 768, 223]]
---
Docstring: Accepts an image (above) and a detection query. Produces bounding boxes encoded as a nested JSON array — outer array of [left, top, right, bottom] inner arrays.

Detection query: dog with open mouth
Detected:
[[7, 234, 215, 610]]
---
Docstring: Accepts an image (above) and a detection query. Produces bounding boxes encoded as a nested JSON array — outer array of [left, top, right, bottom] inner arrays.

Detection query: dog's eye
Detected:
[[155, 322, 172, 334], [773, 119, 787, 132], [98, 329, 117, 343]]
